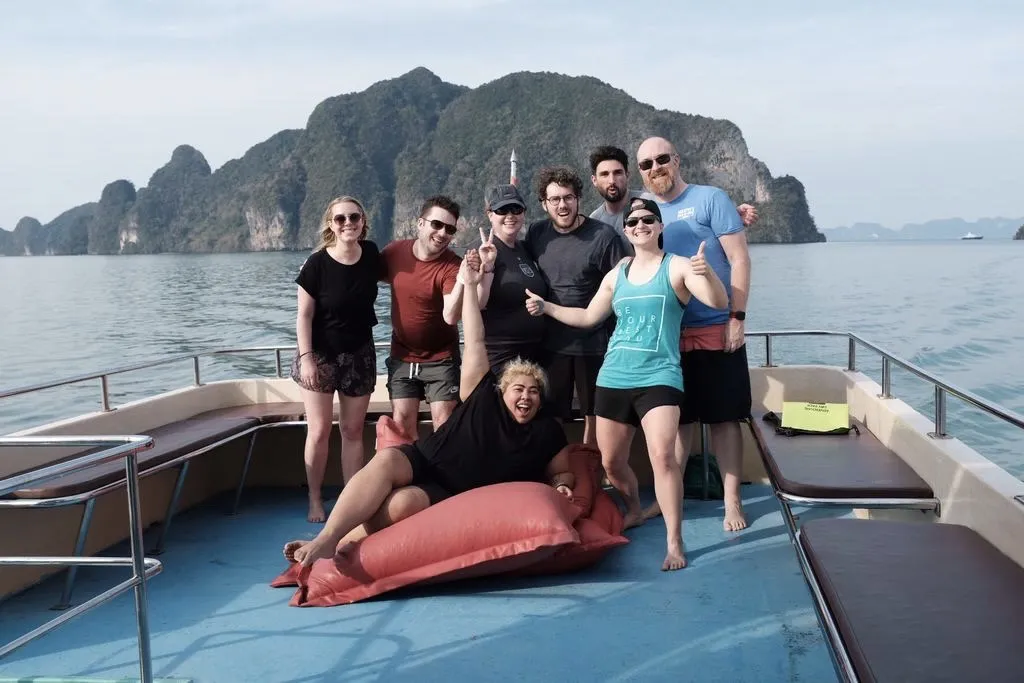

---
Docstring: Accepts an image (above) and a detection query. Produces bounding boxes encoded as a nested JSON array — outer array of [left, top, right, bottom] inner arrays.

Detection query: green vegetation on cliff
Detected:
[[0, 68, 824, 256], [1015, 225, 1024, 240]]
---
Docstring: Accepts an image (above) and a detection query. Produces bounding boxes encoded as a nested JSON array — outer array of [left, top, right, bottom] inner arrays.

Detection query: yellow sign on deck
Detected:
[[781, 402, 849, 432]]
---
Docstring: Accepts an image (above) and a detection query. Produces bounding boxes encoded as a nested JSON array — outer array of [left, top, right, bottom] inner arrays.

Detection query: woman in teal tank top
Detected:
[[525, 198, 728, 571]]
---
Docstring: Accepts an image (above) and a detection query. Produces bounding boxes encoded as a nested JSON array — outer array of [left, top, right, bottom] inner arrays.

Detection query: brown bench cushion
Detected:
[[206, 402, 307, 422], [801, 518, 1024, 683], [750, 411, 932, 499], [12, 413, 261, 499]]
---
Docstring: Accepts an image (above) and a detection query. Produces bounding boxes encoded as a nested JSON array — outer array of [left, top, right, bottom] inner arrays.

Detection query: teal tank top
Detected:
[[596, 256, 685, 391]]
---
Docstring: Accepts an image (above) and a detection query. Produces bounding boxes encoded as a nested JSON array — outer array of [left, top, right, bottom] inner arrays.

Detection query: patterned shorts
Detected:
[[290, 340, 377, 397]]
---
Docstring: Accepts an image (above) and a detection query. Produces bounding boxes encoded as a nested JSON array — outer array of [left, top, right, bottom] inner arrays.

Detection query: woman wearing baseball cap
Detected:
[[525, 197, 728, 571], [472, 183, 550, 374]]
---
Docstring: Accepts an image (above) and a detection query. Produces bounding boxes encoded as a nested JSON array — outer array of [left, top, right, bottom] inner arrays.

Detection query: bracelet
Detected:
[[298, 351, 314, 359]]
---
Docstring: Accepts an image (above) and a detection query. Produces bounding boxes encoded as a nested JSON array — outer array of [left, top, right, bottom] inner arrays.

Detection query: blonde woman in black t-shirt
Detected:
[[291, 196, 380, 523]]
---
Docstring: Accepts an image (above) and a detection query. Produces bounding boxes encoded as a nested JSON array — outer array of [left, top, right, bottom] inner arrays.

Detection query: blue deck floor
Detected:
[[0, 485, 838, 683]]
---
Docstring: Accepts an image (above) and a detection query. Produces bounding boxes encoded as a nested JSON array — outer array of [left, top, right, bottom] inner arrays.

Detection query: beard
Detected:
[[599, 184, 623, 202], [647, 171, 676, 196]]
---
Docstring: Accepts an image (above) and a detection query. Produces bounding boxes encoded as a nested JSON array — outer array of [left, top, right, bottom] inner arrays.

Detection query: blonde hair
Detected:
[[498, 358, 549, 397], [315, 196, 369, 252]]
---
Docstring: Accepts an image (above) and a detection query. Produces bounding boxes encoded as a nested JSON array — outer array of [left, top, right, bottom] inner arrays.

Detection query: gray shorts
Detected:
[[385, 356, 460, 404]]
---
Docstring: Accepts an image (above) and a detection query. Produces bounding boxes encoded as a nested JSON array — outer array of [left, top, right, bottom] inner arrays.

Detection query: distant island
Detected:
[[826, 217, 1024, 242], [0, 68, 824, 257], [1016, 225, 1024, 240]]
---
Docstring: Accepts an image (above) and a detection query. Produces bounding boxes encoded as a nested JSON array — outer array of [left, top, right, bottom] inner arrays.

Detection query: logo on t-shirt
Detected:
[[518, 260, 536, 278], [676, 207, 696, 220], [608, 295, 666, 353]]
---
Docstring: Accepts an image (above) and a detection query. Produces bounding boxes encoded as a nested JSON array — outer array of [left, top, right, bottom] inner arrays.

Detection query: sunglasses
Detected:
[[333, 213, 362, 225], [425, 218, 457, 235], [493, 205, 525, 216], [625, 215, 659, 228], [637, 153, 673, 172]]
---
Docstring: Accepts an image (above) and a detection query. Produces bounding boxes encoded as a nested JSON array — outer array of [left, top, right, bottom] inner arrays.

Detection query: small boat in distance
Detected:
[[961, 231, 984, 240]]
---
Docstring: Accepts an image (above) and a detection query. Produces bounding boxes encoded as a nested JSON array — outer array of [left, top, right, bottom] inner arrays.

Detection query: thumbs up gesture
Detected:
[[690, 241, 708, 277], [524, 288, 546, 316]]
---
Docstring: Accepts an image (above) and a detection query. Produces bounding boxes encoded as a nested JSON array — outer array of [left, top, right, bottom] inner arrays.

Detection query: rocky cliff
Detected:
[[0, 68, 825, 255]]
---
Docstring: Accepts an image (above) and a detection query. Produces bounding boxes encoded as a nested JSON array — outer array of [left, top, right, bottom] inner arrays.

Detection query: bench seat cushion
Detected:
[[12, 412, 261, 499], [751, 411, 933, 499], [801, 518, 1024, 683]]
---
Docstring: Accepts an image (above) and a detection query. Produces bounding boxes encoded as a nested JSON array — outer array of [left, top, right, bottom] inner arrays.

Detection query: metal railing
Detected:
[[0, 435, 162, 683], [4, 331, 1023, 446]]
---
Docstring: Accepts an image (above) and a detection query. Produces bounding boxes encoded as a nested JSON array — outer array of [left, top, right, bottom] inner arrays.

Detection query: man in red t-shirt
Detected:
[[380, 195, 466, 437]]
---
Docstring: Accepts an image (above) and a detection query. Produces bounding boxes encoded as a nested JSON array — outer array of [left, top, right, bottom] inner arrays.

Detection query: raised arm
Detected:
[[458, 251, 489, 402], [525, 264, 619, 328], [669, 243, 729, 310]]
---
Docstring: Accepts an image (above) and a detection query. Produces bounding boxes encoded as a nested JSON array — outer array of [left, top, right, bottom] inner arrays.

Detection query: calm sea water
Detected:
[[2, 241, 1023, 477]]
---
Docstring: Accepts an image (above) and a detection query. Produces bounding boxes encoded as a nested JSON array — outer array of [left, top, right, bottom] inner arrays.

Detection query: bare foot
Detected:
[[662, 538, 687, 571], [307, 499, 325, 523], [642, 501, 662, 520], [723, 502, 748, 532], [623, 508, 647, 530], [283, 540, 306, 563], [293, 534, 337, 567]]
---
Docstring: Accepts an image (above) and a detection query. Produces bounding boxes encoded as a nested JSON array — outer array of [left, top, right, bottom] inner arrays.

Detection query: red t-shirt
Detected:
[[380, 239, 461, 362]]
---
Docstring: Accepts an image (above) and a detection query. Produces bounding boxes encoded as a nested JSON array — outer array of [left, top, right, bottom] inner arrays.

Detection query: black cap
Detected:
[[623, 196, 662, 223], [486, 184, 526, 211]]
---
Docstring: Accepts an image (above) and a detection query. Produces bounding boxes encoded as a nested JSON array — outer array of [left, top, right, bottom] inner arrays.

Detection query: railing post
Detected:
[[123, 451, 154, 683], [879, 357, 891, 398], [275, 349, 283, 378], [847, 337, 856, 371], [763, 335, 774, 368], [192, 357, 201, 386], [929, 386, 949, 439], [99, 376, 110, 412]]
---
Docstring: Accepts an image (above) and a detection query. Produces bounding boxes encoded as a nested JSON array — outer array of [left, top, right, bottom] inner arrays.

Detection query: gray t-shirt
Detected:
[[523, 217, 630, 355]]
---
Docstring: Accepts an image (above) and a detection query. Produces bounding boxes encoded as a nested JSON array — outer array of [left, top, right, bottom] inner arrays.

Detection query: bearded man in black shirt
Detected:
[[287, 250, 575, 567]]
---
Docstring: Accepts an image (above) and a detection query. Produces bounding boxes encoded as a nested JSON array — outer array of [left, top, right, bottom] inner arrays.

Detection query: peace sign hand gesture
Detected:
[[478, 227, 497, 272]]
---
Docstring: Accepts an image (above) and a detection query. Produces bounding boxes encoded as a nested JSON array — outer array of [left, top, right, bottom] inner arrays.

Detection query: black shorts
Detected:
[[595, 385, 684, 427], [385, 355, 460, 404], [395, 443, 454, 505], [680, 344, 753, 424], [543, 352, 602, 420], [289, 340, 376, 397]]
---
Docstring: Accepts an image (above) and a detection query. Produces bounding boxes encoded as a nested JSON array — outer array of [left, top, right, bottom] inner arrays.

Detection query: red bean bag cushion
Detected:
[[375, 415, 414, 450], [271, 481, 581, 606], [514, 487, 628, 576]]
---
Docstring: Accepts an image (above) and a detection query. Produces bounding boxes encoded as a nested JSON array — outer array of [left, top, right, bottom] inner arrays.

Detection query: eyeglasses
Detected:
[[333, 213, 362, 225], [544, 194, 577, 205], [625, 215, 659, 228], [425, 218, 457, 235], [637, 153, 673, 172], [493, 205, 525, 216]]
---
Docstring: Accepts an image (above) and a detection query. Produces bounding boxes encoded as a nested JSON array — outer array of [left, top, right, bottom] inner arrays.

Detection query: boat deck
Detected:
[[0, 484, 839, 683]]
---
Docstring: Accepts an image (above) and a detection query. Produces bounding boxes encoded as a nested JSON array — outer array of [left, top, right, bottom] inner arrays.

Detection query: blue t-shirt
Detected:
[[648, 184, 742, 327]]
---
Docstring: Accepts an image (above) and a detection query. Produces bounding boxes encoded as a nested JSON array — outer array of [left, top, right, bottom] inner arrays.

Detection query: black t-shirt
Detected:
[[523, 217, 629, 355], [417, 371, 568, 493], [294, 242, 380, 355], [482, 239, 548, 348]]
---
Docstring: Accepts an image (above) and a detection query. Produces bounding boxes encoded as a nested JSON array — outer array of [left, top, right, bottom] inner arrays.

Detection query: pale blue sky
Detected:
[[1, 0, 1021, 231]]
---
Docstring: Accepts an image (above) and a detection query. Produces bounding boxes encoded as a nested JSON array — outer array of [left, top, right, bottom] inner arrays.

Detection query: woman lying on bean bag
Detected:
[[285, 249, 575, 567]]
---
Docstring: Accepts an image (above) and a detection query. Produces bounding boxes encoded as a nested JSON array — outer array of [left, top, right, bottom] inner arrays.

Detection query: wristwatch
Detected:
[[729, 311, 746, 321]]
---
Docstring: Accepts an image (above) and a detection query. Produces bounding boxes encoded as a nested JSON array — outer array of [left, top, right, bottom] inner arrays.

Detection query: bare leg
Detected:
[[429, 400, 457, 432], [644, 422, 691, 520], [640, 405, 686, 570], [338, 393, 372, 485], [597, 416, 644, 529], [284, 485, 430, 561], [710, 421, 747, 531], [300, 387, 335, 522], [291, 448, 414, 566], [391, 397, 421, 443], [582, 414, 597, 447]]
